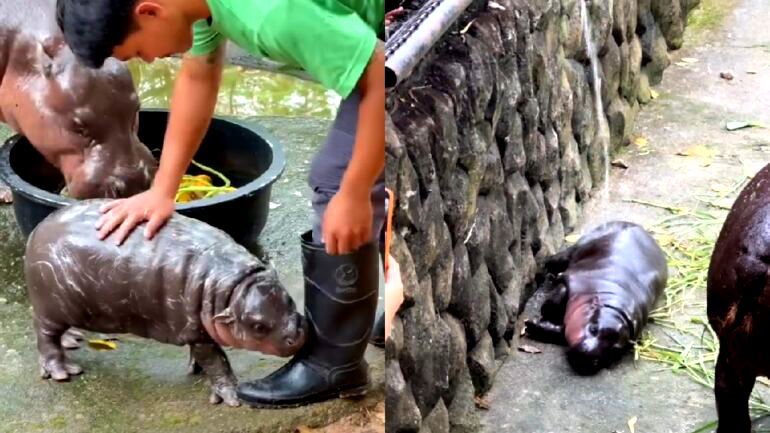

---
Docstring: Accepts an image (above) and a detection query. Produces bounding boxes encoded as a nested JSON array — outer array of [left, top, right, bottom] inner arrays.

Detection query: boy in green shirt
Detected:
[[57, 0, 385, 408]]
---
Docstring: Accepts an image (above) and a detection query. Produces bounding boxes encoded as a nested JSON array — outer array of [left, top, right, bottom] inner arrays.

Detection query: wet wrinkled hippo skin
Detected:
[[708, 164, 770, 433], [525, 221, 668, 375], [0, 0, 156, 198], [24, 200, 307, 406]]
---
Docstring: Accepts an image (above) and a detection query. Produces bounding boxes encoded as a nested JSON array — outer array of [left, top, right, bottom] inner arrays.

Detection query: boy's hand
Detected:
[[322, 189, 372, 255], [96, 188, 175, 245]]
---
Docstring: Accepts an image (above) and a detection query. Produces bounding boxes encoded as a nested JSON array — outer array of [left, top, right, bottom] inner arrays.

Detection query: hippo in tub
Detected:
[[0, 0, 156, 198], [24, 200, 307, 406]]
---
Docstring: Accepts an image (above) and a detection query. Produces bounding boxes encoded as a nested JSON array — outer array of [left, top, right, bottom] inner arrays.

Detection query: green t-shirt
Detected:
[[188, 0, 383, 98]]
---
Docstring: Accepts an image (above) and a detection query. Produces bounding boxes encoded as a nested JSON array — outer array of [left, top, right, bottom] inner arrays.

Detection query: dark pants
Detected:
[[308, 90, 386, 245]]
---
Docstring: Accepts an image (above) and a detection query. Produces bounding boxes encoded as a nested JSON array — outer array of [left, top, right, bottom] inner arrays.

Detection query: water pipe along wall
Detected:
[[384, 0, 701, 431]]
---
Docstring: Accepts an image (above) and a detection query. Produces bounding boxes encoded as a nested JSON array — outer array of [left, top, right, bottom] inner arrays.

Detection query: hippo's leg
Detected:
[[525, 283, 568, 345], [714, 348, 754, 433], [61, 328, 85, 350], [34, 318, 83, 381], [187, 346, 204, 375], [190, 343, 240, 407], [542, 244, 578, 276]]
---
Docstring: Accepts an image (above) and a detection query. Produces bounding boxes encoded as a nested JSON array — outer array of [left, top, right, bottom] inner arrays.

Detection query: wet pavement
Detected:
[[482, 0, 770, 432], [0, 64, 384, 432]]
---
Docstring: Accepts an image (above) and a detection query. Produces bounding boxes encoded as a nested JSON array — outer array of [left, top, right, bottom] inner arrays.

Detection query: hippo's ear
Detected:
[[213, 308, 235, 325]]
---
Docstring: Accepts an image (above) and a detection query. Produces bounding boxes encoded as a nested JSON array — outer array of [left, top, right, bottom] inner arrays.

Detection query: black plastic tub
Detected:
[[0, 109, 285, 252]]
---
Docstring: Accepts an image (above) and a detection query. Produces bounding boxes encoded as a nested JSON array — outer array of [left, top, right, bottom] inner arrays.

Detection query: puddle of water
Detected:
[[128, 59, 341, 119]]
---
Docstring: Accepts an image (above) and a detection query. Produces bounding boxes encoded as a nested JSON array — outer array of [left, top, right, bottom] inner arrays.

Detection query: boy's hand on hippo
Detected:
[[322, 190, 373, 255], [96, 188, 176, 245]]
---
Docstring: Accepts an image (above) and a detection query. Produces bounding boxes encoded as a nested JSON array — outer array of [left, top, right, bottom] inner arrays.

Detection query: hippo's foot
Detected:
[[190, 343, 240, 407], [61, 328, 85, 350], [525, 318, 567, 345], [39, 356, 83, 382], [35, 321, 84, 381], [209, 379, 240, 407]]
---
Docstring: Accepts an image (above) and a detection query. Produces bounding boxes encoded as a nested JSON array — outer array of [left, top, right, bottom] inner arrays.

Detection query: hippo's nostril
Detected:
[[285, 337, 295, 347]]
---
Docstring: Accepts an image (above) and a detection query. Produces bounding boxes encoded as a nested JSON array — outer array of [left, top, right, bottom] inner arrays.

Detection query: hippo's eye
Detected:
[[588, 324, 599, 335], [253, 323, 267, 334]]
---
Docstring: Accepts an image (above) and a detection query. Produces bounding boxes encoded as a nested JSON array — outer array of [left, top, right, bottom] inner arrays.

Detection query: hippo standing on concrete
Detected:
[[0, 0, 156, 198], [24, 201, 307, 407], [525, 221, 668, 375], [708, 163, 770, 433]]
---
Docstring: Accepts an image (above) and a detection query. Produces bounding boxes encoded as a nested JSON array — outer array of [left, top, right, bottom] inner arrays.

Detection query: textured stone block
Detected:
[[418, 398, 450, 433], [468, 332, 496, 395], [447, 366, 481, 433], [386, 358, 422, 433], [442, 313, 468, 403], [652, 0, 685, 49], [431, 220, 454, 312]]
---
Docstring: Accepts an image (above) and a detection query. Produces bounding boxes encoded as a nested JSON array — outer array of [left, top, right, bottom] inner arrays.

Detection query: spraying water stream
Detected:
[[580, 0, 611, 201]]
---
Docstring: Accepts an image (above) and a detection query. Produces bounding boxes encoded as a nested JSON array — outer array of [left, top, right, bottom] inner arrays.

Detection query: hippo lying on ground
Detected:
[[525, 221, 668, 375], [708, 164, 770, 433], [24, 201, 306, 406], [0, 0, 156, 198]]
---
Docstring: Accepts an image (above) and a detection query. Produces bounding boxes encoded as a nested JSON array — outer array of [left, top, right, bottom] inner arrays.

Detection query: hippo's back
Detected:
[[570, 221, 668, 293], [708, 163, 770, 332], [24, 200, 262, 343]]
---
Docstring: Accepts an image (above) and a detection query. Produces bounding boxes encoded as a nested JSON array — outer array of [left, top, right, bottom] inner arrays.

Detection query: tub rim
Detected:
[[0, 108, 287, 210]]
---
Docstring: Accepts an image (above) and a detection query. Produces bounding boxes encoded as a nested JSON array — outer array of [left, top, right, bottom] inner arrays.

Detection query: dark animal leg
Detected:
[[525, 283, 569, 345], [534, 244, 577, 291], [542, 244, 578, 276], [35, 318, 82, 381], [190, 343, 240, 407], [714, 347, 755, 433], [61, 328, 85, 350], [187, 345, 204, 375]]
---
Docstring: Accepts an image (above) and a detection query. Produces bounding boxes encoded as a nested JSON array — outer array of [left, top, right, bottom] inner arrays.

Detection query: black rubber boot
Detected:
[[369, 314, 386, 347], [369, 238, 386, 348], [237, 231, 379, 408]]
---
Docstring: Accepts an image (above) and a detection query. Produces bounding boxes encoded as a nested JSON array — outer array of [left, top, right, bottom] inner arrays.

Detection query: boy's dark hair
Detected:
[[56, 0, 139, 68]]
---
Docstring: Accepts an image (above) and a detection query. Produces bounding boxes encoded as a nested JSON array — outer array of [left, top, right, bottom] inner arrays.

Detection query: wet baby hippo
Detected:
[[707, 163, 770, 432], [24, 200, 307, 407], [525, 221, 668, 375], [0, 0, 157, 198]]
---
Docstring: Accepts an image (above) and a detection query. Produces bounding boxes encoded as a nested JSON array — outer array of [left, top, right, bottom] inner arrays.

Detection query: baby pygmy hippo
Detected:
[[24, 200, 306, 407], [526, 221, 668, 375]]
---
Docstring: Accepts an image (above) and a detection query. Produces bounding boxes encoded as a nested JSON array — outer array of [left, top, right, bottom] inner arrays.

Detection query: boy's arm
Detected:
[[97, 47, 225, 245], [322, 44, 385, 255]]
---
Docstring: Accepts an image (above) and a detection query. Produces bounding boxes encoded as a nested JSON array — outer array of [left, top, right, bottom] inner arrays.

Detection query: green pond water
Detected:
[[128, 59, 340, 119]]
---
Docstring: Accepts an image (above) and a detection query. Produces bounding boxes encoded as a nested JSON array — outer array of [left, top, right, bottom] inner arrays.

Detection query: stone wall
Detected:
[[384, 0, 699, 431]]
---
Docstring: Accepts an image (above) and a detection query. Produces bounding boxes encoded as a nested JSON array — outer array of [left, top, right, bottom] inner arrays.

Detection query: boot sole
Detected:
[[242, 384, 369, 409]]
